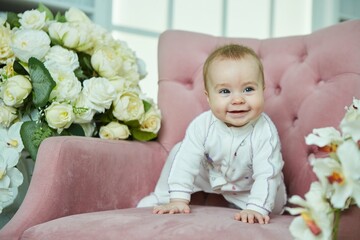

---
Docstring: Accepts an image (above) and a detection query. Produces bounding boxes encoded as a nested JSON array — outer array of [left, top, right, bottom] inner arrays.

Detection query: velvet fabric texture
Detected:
[[1, 20, 360, 240]]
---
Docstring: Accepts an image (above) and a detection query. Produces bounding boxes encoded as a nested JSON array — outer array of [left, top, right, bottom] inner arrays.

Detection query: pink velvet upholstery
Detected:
[[1, 20, 360, 240]]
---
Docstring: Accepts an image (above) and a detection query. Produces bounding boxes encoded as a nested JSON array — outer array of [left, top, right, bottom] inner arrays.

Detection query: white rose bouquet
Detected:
[[286, 97, 360, 240], [0, 4, 161, 215]]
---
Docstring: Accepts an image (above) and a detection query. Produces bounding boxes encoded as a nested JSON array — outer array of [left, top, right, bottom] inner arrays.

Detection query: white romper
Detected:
[[138, 111, 287, 215]]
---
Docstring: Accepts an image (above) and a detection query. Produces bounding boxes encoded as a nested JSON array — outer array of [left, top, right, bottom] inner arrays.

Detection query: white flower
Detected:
[[113, 92, 144, 122], [18, 9, 46, 30], [0, 5, 161, 216], [73, 92, 96, 124], [305, 127, 343, 152], [340, 97, 360, 142], [99, 121, 130, 140], [82, 77, 117, 113], [0, 60, 16, 78], [286, 182, 333, 240], [140, 107, 161, 134], [0, 148, 23, 211], [44, 65, 81, 103], [65, 7, 91, 23], [11, 29, 51, 62], [91, 46, 124, 80], [0, 122, 24, 153], [312, 140, 360, 208], [0, 23, 14, 64], [1, 75, 32, 107], [109, 77, 140, 94], [48, 22, 93, 52], [44, 45, 79, 71], [0, 188, 17, 214], [45, 102, 75, 133], [79, 122, 95, 137], [0, 102, 17, 128]]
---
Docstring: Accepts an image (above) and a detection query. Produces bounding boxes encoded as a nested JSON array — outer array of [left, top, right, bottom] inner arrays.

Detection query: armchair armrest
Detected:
[[0, 136, 168, 240]]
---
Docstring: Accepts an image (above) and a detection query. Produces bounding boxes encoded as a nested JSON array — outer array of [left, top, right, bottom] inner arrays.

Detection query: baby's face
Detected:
[[205, 57, 264, 127]]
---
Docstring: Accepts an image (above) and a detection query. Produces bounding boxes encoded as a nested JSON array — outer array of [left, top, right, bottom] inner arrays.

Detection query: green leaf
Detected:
[[13, 60, 29, 76], [124, 120, 140, 128], [130, 128, 157, 141], [37, 3, 54, 21], [6, 12, 20, 29], [143, 100, 152, 112], [74, 67, 88, 81], [20, 121, 54, 160], [54, 12, 66, 22], [77, 52, 97, 78], [61, 124, 85, 136], [28, 57, 56, 108]]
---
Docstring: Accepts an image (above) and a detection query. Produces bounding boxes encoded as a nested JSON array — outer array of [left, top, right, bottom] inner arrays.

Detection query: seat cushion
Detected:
[[22, 206, 294, 240]]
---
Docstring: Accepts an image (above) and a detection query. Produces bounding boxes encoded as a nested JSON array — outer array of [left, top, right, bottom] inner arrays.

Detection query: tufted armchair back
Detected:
[[156, 20, 360, 199]]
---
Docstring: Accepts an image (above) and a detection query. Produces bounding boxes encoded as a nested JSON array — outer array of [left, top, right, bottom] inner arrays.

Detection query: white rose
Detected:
[[0, 103, 17, 127], [73, 92, 96, 123], [109, 77, 140, 94], [82, 77, 117, 113], [45, 45, 79, 71], [1, 75, 32, 107], [91, 46, 123, 80], [113, 92, 144, 122], [50, 77, 81, 103], [45, 66, 81, 103], [48, 22, 93, 52], [18, 9, 46, 30], [11, 29, 50, 62], [1, 61, 16, 79], [45, 102, 75, 133], [99, 121, 130, 140], [0, 24, 14, 64], [65, 7, 91, 23], [140, 108, 161, 134]]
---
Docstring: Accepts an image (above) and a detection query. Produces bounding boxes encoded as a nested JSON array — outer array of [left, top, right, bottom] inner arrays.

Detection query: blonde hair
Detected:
[[203, 44, 264, 90]]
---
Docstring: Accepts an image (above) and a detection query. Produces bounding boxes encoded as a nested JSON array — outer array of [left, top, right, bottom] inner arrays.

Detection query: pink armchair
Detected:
[[1, 20, 360, 240]]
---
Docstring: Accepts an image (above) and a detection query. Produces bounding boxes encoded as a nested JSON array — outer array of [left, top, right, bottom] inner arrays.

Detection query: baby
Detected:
[[138, 44, 287, 224]]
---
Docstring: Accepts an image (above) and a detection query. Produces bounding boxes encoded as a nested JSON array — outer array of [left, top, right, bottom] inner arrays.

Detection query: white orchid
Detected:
[[0, 148, 23, 212], [0, 122, 24, 153], [0, 188, 17, 214], [286, 182, 333, 240], [288, 98, 360, 240], [340, 97, 360, 142], [305, 127, 343, 153]]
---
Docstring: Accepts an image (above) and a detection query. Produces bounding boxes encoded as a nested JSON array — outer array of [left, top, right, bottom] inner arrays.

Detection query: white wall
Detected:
[[109, 0, 338, 102]]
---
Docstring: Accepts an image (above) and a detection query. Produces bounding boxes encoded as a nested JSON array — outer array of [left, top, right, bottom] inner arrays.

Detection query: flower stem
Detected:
[[332, 209, 341, 240]]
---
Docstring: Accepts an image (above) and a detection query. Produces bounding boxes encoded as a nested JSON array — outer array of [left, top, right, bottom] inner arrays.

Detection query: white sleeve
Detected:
[[167, 115, 207, 201], [246, 115, 284, 215]]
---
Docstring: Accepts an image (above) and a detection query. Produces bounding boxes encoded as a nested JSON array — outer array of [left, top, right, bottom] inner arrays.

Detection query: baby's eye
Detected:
[[219, 89, 230, 94], [243, 87, 254, 93]]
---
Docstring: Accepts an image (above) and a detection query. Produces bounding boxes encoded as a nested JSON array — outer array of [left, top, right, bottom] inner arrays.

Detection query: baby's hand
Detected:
[[153, 199, 190, 214], [234, 209, 270, 224]]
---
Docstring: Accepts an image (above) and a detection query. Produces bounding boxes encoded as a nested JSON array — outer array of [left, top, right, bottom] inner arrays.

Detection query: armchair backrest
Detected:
[[156, 20, 360, 198]]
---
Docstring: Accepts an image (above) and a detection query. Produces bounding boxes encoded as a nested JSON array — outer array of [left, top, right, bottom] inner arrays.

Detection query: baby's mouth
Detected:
[[228, 110, 248, 114]]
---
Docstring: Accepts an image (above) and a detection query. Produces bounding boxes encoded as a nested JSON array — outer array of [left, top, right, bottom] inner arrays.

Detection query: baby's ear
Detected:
[[204, 90, 209, 102]]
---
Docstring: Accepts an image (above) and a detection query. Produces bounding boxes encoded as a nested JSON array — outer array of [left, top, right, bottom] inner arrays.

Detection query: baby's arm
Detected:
[[234, 209, 270, 224], [153, 198, 190, 214]]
